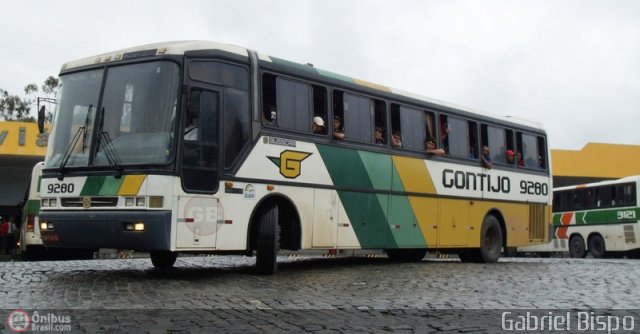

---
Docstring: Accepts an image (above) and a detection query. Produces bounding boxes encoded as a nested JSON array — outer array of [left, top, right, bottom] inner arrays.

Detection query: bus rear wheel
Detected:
[[569, 235, 587, 258], [385, 248, 427, 262], [255, 203, 280, 275], [459, 215, 502, 263], [588, 235, 606, 258], [150, 250, 177, 270]]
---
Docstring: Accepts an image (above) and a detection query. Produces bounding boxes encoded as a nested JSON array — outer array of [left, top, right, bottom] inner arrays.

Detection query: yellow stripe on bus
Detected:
[[391, 156, 436, 194], [118, 175, 146, 196]]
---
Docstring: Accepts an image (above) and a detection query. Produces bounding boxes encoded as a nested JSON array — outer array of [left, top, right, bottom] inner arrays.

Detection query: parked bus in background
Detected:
[[518, 176, 640, 258], [19, 162, 44, 260], [38, 41, 551, 274]]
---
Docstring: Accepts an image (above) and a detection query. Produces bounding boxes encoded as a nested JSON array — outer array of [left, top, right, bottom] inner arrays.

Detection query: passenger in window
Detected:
[[263, 105, 276, 126], [506, 150, 516, 165], [374, 127, 385, 145], [440, 121, 450, 152], [184, 116, 198, 141], [312, 116, 326, 134], [538, 155, 545, 169], [425, 138, 445, 156], [516, 152, 525, 167], [480, 145, 492, 169], [333, 115, 345, 140], [391, 131, 403, 148]]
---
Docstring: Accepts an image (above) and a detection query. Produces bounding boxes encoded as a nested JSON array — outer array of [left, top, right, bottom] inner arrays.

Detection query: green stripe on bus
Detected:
[[358, 151, 392, 190], [26, 199, 40, 215], [317, 145, 423, 248], [80, 176, 106, 196], [388, 195, 427, 247], [317, 145, 374, 190], [99, 176, 125, 196], [338, 191, 397, 248]]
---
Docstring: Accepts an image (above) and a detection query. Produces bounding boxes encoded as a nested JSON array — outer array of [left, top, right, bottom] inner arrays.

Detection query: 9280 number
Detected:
[[47, 183, 75, 194], [519, 180, 548, 196]]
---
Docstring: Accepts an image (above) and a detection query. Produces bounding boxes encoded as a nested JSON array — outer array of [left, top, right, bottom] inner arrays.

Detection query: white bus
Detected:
[[19, 162, 44, 260], [519, 176, 640, 258], [38, 41, 551, 273]]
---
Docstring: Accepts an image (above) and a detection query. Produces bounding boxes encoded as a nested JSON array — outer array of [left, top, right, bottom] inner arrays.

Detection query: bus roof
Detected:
[[555, 175, 640, 192], [62, 40, 544, 132]]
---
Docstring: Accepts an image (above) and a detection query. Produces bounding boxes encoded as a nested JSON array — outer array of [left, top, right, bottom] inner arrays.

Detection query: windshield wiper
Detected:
[[57, 105, 93, 180], [98, 131, 123, 177], [95, 107, 123, 178]]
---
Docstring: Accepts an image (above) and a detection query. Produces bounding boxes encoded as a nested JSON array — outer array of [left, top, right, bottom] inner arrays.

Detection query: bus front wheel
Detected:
[[588, 235, 606, 258], [255, 203, 280, 275], [150, 250, 177, 270], [569, 235, 587, 258]]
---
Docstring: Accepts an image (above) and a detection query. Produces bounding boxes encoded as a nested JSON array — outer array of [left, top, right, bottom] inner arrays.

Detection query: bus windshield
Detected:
[[45, 61, 180, 169]]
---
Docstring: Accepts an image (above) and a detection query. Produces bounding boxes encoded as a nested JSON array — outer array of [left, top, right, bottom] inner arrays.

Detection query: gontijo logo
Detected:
[[268, 150, 312, 179]]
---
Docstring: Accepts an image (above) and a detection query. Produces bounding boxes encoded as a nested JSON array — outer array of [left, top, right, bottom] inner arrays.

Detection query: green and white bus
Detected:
[[19, 162, 44, 260], [519, 176, 640, 258], [39, 41, 551, 273]]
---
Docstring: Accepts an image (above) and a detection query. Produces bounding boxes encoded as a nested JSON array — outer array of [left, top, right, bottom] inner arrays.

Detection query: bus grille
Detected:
[[528, 204, 546, 240], [61, 197, 119, 208], [624, 225, 636, 244]]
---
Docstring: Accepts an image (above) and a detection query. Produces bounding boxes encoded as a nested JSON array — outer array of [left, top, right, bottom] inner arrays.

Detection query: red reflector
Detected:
[[224, 220, 233, 224], [26, 215, 35, 231], [185, 218, 194, 223]]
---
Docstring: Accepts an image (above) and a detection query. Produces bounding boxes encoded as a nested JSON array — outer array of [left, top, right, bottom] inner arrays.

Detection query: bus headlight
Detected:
[[125, 197, 135, 207], [135, 197, 145, 207]]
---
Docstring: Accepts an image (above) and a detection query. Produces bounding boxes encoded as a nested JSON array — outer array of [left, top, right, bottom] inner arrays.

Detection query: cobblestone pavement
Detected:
[[1, 255, 640, 333]]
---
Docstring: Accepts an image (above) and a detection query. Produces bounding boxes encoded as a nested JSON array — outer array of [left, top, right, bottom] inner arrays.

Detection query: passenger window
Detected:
[[516, 132, 548, 169], [468, 121, 478, 159], [441, 115, 468, 158], [312, 85, 327, 135], [373, 99, 386, 144], [481, 124, 506, 164], [275, 77, 311, 132], [391, 104, 425, 150], [342, 92, 372, 142]]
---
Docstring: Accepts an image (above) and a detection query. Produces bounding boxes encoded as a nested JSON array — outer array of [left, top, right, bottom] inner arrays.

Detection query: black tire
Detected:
[[255, 203, 279, 275], [588, 234, 606, 258], [386, 248, 427, 262], [479, 215, 503, 263], [569, 235, 587, 258], [150, 250, 177, 269]]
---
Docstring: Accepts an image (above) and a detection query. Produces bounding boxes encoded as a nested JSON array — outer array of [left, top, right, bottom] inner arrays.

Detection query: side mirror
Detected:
[[37, 105, 45, 134]]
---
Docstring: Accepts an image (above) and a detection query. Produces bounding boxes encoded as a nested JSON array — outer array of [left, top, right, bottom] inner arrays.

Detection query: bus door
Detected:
[[177, 87, 221, 249]]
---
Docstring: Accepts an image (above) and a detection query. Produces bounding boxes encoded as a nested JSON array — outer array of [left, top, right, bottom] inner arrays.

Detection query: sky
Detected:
[[1, 0, 638, 150]]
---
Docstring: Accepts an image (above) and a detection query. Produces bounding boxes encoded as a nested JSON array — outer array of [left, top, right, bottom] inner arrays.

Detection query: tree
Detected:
[[0, 76, 59, 121]]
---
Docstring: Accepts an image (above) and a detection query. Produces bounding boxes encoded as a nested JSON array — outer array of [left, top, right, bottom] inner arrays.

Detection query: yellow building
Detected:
[[0, 121, 48, 216], [552, 143, 640, 187]]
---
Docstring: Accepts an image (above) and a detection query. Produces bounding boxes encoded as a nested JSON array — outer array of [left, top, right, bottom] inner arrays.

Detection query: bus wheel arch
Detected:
[[587, 233, 606, 258], [248, 194, 302, 274], [568, 233, 587, 258], [459, 212, 504, 263]]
